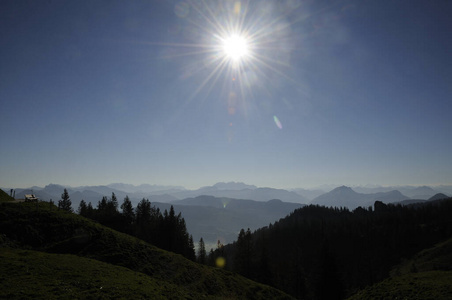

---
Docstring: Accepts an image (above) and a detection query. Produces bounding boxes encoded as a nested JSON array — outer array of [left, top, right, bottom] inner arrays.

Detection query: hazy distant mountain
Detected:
[[42, 184, 70, 195], [148, 194, 179, 203], [354, 185, 442, 200], [311, 186, 363, 208], [397, 199, 427, 206], [169, 185, 308, 203], [291, 188, 325, 201], [193, 182, 257, 194], [394, 193, 450, 206], [311, 186, 410, 209], [437, 185, 452, 196], [353, 186, 397, 194], [353, 185, 450, 200], [73, 185, 127, 197], [402, 186, 437, 199], [107, 183, 185, 194], [10, 182, 449, 211], [372, 190, 408, 202], [212, 182, 257, 190], [428, 193, 450, 201], [159, 195, 304, 246]]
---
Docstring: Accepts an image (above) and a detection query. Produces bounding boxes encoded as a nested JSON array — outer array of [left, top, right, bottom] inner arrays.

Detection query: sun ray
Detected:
[[150, 0, 318, 119]]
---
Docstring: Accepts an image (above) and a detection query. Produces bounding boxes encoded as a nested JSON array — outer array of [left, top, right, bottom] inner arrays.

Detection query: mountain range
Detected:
[[6, 182, 450, 208], [8, 182, 310, 208], [311, 186, 411, 209]]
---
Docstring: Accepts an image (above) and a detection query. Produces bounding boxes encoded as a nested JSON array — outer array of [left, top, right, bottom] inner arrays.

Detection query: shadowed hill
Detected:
[[219, 200, 452, 299], [0, 247, 190, 299], [347, 237, 452, 300], [0, 189, 14, 202], [0, 201, 292, 299], [392, 236, 452, 276], [428, 193, 450, 201]]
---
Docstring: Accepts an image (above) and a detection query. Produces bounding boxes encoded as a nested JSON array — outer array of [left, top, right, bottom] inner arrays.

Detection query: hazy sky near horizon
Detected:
[[1, 0, 451, 189]]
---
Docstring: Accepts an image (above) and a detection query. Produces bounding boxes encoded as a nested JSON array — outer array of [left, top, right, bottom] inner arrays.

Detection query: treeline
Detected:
[[219, 199, 452, 300], [77, 193, 195, 261]]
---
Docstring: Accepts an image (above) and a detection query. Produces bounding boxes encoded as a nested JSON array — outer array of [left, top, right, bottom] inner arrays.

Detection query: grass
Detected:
[[0, 247, 183, 300], [347, 237, 452, 300], [0, 201, 293, 299], [391, 237, 452, 276], [0, 188, 14, 202], [347, 271, 452, 300]]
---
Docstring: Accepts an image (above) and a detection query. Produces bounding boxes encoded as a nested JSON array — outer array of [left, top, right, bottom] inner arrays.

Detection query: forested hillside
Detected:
[[348, 236, 452, 299], [77, 195, 196, 260], [0, 198, 292, 299], [218, 199, 452, 299]]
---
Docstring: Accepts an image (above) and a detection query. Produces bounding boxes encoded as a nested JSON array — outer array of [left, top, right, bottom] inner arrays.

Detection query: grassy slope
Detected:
[[391, 237, 452, 275], [0, 188, 14, 202], [0, 247, 183, 300], [347, 271, 452, 300], [348, 237, 452, 300], [0, 201, 292, 299]]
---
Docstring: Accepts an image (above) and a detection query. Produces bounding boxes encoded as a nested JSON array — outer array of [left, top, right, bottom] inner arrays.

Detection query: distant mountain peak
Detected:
[[428, 193, 449, 201], [212, 182, 257, 190], [45, 183, 65, 188], [331, 186, 355, 193]]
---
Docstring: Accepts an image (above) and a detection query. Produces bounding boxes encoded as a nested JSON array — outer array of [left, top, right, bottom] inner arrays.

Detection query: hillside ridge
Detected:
[[0, 201, 292, 299]]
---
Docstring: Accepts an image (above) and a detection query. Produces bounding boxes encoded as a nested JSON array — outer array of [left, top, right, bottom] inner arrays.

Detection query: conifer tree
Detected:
[[97, 196, 108, 211], [110, 192, 118, 212], [136, 198, 151, 225], [198, 237, 207, 264], [86, 202, 94, 218], [58, 188, 72, 212], [187, 234, 196, 261], [77, 199, 87, 216], [234, 228, 253, 277], [120, 195, 135, 223]]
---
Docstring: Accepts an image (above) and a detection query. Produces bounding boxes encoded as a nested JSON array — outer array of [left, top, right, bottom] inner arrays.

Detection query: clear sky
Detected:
[[1, 0, 451, 189]]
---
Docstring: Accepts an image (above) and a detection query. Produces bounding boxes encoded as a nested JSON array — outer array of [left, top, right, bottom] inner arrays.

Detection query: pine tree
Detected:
[[77, 199, 88, 216], [136, 198, 151, 225], [198, 237, 207, 264], [58, 188, 72, 212], [86, 202, 94, 218], [234, 228, 253, 277], [110, 192, 118, 212], [187, 234, 196, 261], [120, 195, 135, 223], [97, 196, 108, 211]]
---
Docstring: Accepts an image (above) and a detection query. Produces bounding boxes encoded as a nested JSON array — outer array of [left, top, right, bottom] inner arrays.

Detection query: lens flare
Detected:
[[273, 115, 283, 129], [155, 1, 315, 119], [215, 256, 226, 268]]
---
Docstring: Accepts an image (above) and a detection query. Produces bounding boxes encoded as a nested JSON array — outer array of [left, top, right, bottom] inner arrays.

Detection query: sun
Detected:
[[221, 34, 249, 62]]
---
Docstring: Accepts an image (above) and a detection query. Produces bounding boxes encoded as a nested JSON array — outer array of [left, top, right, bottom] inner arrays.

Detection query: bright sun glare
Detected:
[[222, 34, 249, 62]]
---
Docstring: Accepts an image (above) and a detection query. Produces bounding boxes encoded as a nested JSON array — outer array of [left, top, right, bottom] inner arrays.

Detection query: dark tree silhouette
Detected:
[[58, 189, 72, 212], [218, 200, 452, 299], [198, 237, 207, 264], [187, 234, 196, 261], [80, 196, 197, 261], [234, 228, 253, 277], [120, 195, 135, 227], [77, 199, 87, 215]]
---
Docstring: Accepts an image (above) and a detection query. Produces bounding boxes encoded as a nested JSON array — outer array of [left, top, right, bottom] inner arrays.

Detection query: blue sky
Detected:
[[1, 0, 451, 189]]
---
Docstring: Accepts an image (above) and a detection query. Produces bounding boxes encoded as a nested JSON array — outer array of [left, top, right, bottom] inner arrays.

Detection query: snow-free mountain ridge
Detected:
[[5, 182, 451, 210]]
